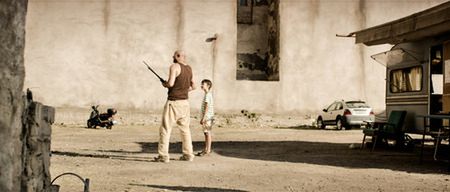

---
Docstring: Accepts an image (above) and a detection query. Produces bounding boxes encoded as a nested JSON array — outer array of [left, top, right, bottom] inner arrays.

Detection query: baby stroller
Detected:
[[87, 105, 117, 129]]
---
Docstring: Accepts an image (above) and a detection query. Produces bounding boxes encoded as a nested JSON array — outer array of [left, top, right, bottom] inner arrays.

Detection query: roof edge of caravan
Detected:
[[350, 1, 450, 46]]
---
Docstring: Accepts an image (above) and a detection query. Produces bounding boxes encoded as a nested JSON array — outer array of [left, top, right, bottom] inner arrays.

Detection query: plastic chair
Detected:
[[361, 110, 407, 151]]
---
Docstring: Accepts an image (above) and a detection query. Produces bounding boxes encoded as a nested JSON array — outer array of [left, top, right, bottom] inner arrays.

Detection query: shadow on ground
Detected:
[[275, 125, 363, 131], [137, 141, 450, 174], [53, 140, 449, 174], [51, 151, 153, 162], [129, 184, 248, 192]]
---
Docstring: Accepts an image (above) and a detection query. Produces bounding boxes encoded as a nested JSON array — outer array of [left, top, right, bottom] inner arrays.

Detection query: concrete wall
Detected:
[[0, 0, 27, 191], [24, 0, 449, 119], [25, 0, 233, 114], [279, 0, 366, 113]]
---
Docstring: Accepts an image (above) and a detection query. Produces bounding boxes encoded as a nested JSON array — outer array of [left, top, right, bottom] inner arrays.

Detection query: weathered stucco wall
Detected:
[[25, 0, 179, 110], [24, 0, 449, 118], [0, 0, 27, 191], [279, 0, 367, 113]]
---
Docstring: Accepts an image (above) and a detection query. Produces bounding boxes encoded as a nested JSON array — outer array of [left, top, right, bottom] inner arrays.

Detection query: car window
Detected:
[[327, 103, 336, 111], [336, 103, 343, 110], [345, 102, 369, 108]]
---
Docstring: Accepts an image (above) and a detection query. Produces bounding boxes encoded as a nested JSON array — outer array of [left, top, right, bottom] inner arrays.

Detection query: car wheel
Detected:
[[317, 117, 326, 129], [336, 117, 343, 130]]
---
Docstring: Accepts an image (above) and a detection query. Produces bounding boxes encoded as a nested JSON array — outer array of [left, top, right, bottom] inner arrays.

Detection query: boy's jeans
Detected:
[[158, 100, 194, 159]]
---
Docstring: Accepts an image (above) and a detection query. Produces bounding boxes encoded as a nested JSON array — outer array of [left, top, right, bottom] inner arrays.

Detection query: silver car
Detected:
[[317, 100, 375, 130]]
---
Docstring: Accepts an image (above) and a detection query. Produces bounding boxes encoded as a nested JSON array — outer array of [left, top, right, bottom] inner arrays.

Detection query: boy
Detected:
[[197, 79, 214, 156]]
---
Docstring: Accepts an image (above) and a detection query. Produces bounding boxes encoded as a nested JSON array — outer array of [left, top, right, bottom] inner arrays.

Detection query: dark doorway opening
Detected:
[[236, 0, 279, 81]]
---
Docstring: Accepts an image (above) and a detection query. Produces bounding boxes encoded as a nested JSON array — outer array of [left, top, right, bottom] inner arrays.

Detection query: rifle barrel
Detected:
[[143, 61, 165, 82]]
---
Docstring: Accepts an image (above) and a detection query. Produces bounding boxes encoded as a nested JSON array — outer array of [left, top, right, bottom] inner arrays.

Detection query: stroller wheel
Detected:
[[87, 120, 92, 128]]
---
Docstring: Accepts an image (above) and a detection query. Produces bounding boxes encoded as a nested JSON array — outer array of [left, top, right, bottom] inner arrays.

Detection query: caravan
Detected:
[[371, 39, 449, 134], [349, 1, 450, 135]]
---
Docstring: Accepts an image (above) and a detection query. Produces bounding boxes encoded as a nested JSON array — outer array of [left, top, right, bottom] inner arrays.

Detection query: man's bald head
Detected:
[[174, 50, 185, 56], [173, 50, 186, 64]]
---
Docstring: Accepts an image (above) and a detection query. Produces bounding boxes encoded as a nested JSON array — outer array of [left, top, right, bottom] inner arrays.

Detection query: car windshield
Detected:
[[345, 101, 369, 108]]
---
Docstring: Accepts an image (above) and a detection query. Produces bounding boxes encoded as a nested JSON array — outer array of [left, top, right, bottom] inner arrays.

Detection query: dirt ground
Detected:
[[50, 114, 450, 192]]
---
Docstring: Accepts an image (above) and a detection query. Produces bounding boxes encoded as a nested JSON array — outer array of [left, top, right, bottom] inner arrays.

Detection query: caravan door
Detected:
[[443, 42, 450, 113]]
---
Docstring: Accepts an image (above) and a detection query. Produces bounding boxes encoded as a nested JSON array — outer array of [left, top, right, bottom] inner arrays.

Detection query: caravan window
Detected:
[[390, 66, 422, 93]]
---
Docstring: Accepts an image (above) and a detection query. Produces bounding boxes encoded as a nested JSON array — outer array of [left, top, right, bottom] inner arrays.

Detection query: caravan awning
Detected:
[[351, 1, 450, 46], [371, 48, 420, 67]]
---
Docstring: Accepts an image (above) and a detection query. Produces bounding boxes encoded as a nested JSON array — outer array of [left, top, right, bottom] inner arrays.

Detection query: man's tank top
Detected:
[[168, 64, 192, 100]]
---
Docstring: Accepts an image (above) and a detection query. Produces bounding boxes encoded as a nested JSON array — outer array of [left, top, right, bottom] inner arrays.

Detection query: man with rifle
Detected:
[[153, 50, 196, 163]]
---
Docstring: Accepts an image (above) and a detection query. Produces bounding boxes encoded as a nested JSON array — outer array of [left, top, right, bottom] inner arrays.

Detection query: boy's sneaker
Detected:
[[153, 156, 169, 163], [179, 155, 194, 162]]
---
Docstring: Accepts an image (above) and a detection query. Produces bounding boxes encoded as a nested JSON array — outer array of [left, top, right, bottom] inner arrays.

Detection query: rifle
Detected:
[[143, 61, 166, 83]]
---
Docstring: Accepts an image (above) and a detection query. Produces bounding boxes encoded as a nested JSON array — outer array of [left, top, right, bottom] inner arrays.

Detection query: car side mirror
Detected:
[[323, 109, 327, 112]]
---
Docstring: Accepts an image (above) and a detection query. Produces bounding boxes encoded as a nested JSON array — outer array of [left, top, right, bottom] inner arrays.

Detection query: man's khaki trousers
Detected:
[[158, 100, 194, 159]]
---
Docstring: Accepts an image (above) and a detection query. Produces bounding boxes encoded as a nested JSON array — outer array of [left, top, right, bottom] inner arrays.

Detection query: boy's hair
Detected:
[[201, 79, 212, 89]]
